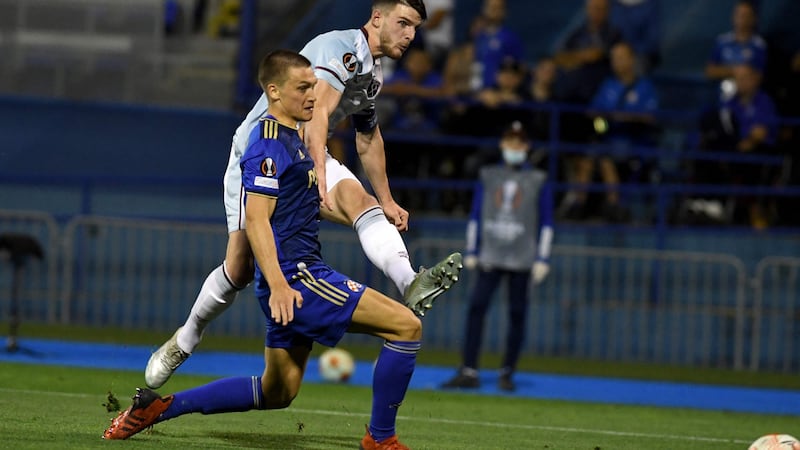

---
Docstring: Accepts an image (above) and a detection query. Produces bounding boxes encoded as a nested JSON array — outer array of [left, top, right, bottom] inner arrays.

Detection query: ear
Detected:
[[371, 9, 382, 28], [266, 83, 280, 102]]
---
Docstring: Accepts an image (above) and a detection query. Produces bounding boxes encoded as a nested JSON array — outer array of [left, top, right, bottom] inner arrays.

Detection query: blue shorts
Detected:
[[258, 262, 365, 349]]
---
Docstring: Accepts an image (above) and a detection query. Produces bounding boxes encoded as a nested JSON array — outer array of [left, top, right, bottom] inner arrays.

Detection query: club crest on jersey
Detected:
[[342, 53, 358, 72], [345, 280, 363, 292], [260, 158, 276, 177]]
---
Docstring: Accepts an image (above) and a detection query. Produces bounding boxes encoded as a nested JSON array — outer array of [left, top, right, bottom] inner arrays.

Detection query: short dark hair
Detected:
[[257, 49, 312, 91], [373, 0, 427, 21]]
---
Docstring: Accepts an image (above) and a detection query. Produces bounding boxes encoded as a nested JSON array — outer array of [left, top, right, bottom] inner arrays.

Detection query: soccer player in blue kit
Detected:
[[105, 50, 423, 450], [145, 0, 462, 391]]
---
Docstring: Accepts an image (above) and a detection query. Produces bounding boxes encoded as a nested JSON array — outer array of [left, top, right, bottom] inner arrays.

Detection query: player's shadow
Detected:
[[207, 431, 355, 449]]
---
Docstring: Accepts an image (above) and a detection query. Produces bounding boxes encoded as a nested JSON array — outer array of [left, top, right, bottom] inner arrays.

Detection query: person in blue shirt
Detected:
[[609, 0, 661, 72], [473, 0, 524, 91], [697, 63, 778, 228], [104, 49, 440, 450], [554, 0, 623, 103], [442, 121, 554, 392], [705, 1, 767, 85], [562, 41, 658, 222]]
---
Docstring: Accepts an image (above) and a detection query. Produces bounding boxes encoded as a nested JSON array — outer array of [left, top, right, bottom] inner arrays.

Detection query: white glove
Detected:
[[532, 261, 550, 285], [464, 255, 478, 270]]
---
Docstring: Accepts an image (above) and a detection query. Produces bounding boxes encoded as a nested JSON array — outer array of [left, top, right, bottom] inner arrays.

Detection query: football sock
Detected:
[[369, 340, 420, 442], [353, 206, 416, 295], [178, 262, 242, 353], [157, 376, 264, 422]]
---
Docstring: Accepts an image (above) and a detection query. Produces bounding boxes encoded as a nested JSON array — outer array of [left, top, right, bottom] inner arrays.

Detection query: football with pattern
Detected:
[[319, 348, 355, 383], [749, 434, 800, 450]]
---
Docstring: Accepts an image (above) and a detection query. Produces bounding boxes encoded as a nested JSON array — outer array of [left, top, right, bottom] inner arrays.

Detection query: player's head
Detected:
[[499, 121, 530, 166], [258, 50, 317, 125], [368, 0, 427, 60]]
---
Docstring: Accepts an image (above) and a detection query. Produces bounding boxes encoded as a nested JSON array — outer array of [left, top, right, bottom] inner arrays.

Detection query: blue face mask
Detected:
[[502, 148, 527, 166]]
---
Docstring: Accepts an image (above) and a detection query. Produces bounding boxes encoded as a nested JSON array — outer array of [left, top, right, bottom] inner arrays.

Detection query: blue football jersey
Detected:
[[240, 116, 322, 297]]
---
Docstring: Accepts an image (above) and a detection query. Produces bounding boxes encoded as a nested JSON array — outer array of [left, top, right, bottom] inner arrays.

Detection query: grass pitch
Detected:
[[0, 361, 794, 450]]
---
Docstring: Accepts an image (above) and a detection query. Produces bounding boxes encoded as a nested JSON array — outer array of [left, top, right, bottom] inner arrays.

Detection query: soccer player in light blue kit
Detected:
[[105, 50, 423, 450], [145, 0, 461, 391]]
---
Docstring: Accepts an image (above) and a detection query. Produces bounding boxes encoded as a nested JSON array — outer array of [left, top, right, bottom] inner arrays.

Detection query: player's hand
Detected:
[[269, 283, 303, 326], [532, 261, 550, 285], [463, 255, 478, 270], [381, 200, 409, 232]]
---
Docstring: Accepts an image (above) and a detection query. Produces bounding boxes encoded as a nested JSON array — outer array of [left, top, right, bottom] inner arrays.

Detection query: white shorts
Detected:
[[224, 144, 358, 232]]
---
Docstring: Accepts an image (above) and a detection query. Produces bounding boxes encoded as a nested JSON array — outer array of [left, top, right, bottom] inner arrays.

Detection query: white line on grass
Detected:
[[0, 387, 751, 445]]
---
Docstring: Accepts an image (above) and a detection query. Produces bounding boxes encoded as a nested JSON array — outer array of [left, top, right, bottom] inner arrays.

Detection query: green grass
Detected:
[[1, 322, 799, 449], [0, 362, 792, 450]]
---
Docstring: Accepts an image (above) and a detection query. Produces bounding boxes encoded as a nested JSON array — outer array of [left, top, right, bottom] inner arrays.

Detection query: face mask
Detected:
[[502, 148, 527, 166]]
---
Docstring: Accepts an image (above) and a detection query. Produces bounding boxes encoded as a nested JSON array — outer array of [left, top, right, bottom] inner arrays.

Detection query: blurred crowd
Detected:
[[173, 0, 799, 228], [374, 0, 800, 229]]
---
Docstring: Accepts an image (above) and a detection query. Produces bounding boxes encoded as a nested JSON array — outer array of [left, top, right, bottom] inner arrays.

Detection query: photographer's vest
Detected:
[[478, 166, 547, 271]]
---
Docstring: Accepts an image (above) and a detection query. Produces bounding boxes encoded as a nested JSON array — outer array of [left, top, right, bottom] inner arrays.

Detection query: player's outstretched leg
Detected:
[[145, 327, 190, 389], [103, 388, 174, 440], [403, 252, 463, 317]]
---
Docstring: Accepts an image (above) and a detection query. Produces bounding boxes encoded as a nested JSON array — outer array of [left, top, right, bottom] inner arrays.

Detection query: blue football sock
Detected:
[[157, 376, 264, 423], [369, 340, 420, 442]]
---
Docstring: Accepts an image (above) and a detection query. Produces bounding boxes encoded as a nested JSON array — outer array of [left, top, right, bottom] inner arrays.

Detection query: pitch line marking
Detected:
[[0, 387, 751, 445]]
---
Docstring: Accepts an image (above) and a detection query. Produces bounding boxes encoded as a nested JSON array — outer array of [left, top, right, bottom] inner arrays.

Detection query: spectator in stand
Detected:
[[442, 15, 487, 98], [526, 56, 561, 141], [473, 0, 524, 92], [705, 1, 767, 98], [554, 0, 623, 104], [609, 0, 661, 72], [420, 0, 454, 70], [381, 47, 446, 133], [697, 64, 778, 228], [561, 42, 659, 222], [443, 56, 528, 140]]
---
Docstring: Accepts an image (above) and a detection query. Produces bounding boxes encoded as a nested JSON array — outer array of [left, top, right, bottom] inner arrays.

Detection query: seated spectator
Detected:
[[421, 0, 454, 70], [705, 1, 767, 98], [561, 42, 659, 222], [527, 56, 561, 141], [442, 16, 487, 98], [442, 57, 527, 139], [473, 0, 524, 92], [696, 64, 778, 228], [553, 0, 623, 104], [609, 0, 661, 72], [381, 47, 446, 133]]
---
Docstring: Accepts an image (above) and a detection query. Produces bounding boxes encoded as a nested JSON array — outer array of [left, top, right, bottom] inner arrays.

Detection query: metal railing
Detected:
[[3, 210, 799, 372]]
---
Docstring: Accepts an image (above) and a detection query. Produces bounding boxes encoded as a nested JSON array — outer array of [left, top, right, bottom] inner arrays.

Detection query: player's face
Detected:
[[276, 66, 317, 124], [378, 5, 422, 60]]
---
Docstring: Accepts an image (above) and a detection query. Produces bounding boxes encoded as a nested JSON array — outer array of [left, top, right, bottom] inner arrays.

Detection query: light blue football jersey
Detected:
[[230, 28, 382, 163]]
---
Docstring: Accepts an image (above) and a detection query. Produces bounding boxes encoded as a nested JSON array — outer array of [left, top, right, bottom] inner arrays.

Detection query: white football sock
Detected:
[[353, 206, 417, 295], [177, 262, 241, 353]]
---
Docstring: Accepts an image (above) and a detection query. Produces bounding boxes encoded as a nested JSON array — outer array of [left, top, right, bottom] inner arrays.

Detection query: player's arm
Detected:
[[245, 192, 303, 325], [304, 78, 343, 211], [355, 124, 409, 231]]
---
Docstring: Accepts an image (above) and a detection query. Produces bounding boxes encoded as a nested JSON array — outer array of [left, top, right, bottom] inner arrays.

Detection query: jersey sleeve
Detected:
[[241, 138, 290, 198], [300, 32, 356, 93]]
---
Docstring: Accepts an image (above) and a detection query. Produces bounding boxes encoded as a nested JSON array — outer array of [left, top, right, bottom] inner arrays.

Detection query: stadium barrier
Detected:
[[3, 210, 800, 372]]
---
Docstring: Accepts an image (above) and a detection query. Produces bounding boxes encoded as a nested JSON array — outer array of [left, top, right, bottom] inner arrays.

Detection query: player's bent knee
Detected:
[[397, 314, 422, 341]]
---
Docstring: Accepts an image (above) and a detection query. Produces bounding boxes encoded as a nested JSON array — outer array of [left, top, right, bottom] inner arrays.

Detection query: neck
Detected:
[[363, 26, 382, 58], [267, 109, 299, 130], [619, 72, 637, 85]]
